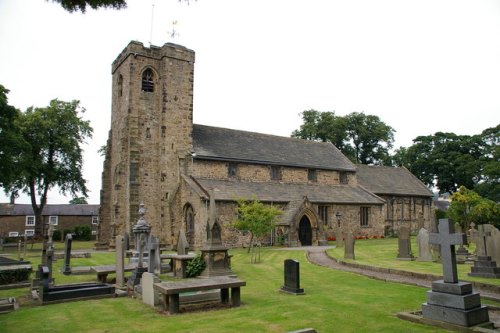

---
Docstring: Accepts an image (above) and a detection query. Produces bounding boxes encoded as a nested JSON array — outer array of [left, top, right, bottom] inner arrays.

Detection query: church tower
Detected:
[[99, 41, 195, 247]]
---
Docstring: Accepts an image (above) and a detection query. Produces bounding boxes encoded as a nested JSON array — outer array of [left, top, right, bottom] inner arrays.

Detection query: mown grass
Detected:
[[0, 239, 497, 332], [326, 237, 500, 286]]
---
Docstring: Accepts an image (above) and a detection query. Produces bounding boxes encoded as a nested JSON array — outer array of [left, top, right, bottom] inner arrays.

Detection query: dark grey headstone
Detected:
[[63, 234, 72, 275], [397, 226, 414, 260], [280, 259, 304, 295]]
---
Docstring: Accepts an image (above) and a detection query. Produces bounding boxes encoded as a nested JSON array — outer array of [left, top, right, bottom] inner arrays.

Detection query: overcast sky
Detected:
[[1, 0, 499, 205]]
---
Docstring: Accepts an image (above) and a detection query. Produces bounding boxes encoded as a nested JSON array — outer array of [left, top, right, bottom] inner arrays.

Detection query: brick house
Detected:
[[98, 41, 433, 249], [0, 204, 100, 240]]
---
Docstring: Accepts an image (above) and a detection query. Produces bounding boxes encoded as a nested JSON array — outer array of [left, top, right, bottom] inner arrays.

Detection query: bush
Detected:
[[185, 255, 206, 278], [0, 267, 32, 285], [73, 225, 91, 241]]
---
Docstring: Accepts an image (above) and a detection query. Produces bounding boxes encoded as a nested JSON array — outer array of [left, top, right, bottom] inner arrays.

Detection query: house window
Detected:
[[228, 162, 237, 177], [308, 169, 317, 182], [360, 207, 370, 227], [271, 166, 282, 180], [49, 216, 58, 226], [92, 216, 99, 225], [25, 229, 35, 237], [141, 68, 154, 92], [8, 232, 19, 237], [26, 216, 35, 227], [339, 172, 348, 184], [318, 206, 328, 225]]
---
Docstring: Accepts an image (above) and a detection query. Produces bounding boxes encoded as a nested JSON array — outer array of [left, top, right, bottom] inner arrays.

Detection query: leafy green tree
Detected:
[[0, 85, 29, 190], [50, 0, 127, 13], [448, 186, 499, 229], [233, 198, 282, 263], [69, 196, 88, 204], [5, 99, 93, 237], [292, 110, 395, 165], [397, 128, 498, 199]]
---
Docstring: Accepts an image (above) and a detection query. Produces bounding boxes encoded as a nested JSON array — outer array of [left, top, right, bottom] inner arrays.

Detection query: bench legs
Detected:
[[167, 294, 180, 314], [161, 287, 242, 314], [97, 273, 108, 283], [221, 288, 229, 305], [231, 287, 241, 307]]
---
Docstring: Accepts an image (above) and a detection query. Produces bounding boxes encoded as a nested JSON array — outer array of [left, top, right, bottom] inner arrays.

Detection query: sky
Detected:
[[0, 0, 499, 205]]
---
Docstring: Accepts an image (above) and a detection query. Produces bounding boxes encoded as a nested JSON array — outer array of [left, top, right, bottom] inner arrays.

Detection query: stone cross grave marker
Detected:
[[115, 235, 125, 288], [344, 230, 355, 260], [428, 219, 466, 283], [280, 259, 304, 295], [62, 234, 73, 275]]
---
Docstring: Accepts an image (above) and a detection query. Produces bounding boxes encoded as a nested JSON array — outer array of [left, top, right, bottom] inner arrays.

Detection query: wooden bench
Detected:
[[153, 276, 246, 314], [90, 264, 135, 283]]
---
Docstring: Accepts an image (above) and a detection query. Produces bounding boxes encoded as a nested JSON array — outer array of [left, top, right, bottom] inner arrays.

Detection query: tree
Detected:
[[69, 196, 88, 204], [292, 110, 395, 165], [50, 0, 127, 13], [233, 198, 282, 263], [447, 186, 499, 229], [396, 128, 498, 198], [5, 99, 93, 238], [0, 85, 29, 190]]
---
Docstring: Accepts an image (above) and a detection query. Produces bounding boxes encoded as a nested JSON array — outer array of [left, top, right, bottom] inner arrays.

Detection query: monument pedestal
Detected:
[[422, 280, 489, 327], [468, 256, 500, 279]]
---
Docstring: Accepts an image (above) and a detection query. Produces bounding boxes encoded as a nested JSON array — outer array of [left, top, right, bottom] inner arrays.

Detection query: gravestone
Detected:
[[335, 228, 343, 248], [416, 228, 432, 262], [344, 231, 355, 260], [62, 234, 72, 275], [124, 232, 130, 251], [422, 219, 489, 327], [199, 190, 234, 277], [115, 235, 125, 288], [468, 222, 477, 253], [484, 224, 500, 265], [280, 259, 304, 295], [147, 236, 160, 274], [468, 224, 500, 279], [141, 272, 160, 307], [454, 222, 469, 264], [176, 230, 189, 255], [397, 225, 414, 260]]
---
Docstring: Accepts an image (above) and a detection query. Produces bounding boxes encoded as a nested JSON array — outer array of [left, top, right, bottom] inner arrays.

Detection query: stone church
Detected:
[[98, 41, 434, 249]]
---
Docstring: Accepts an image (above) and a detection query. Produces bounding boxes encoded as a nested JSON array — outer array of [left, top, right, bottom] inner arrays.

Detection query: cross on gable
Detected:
[[429, 219, 467, 283]]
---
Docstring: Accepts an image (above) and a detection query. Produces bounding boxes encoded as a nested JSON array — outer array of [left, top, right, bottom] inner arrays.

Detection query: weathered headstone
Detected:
[[416, 228, 432, 262], [422, 219, 489, 327], [484, 224, 500, 265], [335, 228, 343, 248], [397, 225, 414, 260], [115, 235, 125, 288], [62, 234, 72, 275], [141, 272, 160, 307], [454, 222, 469, 264], [176, 230, 189, 255], [280, 259, 304, 295], [344, 231, 355, 260], [468, 222, 477, 252], [468, 224, 500, 278]]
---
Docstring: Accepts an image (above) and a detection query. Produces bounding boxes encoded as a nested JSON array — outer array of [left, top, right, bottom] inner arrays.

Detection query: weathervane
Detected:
[[168, 20, 180, 39]]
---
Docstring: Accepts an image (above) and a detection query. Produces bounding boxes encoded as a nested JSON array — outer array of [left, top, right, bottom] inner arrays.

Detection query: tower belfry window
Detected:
[[141, 68, 154, 92]]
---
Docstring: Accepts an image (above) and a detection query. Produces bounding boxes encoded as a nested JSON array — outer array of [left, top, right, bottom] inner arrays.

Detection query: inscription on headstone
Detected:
[[280, 259, 304, 295]]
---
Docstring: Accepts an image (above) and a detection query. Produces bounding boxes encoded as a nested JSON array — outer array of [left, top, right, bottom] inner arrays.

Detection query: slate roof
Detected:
[[356, 164, 433, 197], [192, 124, 356, 171], [0, 204, 99, 216], [190, 178, 385, 205]]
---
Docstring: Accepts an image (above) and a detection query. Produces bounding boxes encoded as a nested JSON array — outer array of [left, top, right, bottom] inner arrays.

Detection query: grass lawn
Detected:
[[326, 237, 500, 286], [0, 239, 496, 332]]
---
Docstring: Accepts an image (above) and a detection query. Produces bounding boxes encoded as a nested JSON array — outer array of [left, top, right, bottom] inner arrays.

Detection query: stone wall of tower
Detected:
[[99, 41, 195, 247]]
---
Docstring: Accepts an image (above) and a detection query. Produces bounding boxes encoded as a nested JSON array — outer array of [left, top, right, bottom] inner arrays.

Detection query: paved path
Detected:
[[303, 247, 500, 302]]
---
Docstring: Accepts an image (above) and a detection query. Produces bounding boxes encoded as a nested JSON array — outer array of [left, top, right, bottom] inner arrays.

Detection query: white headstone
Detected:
[[141, 272, 160, 307]]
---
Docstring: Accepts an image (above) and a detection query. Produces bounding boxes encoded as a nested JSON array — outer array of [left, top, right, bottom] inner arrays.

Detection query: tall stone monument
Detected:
[[397, 225, 414, 260], [62, 234, 72, 275], [422, 219, 489, 327], [344, 230, 355, 260], [128, 204, 151, 289], [416, 228, 432, 262], [199, 191, 233, 277]]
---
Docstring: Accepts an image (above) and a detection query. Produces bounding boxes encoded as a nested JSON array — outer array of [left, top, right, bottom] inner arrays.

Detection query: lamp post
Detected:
[[335, 211, 342, 228]]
